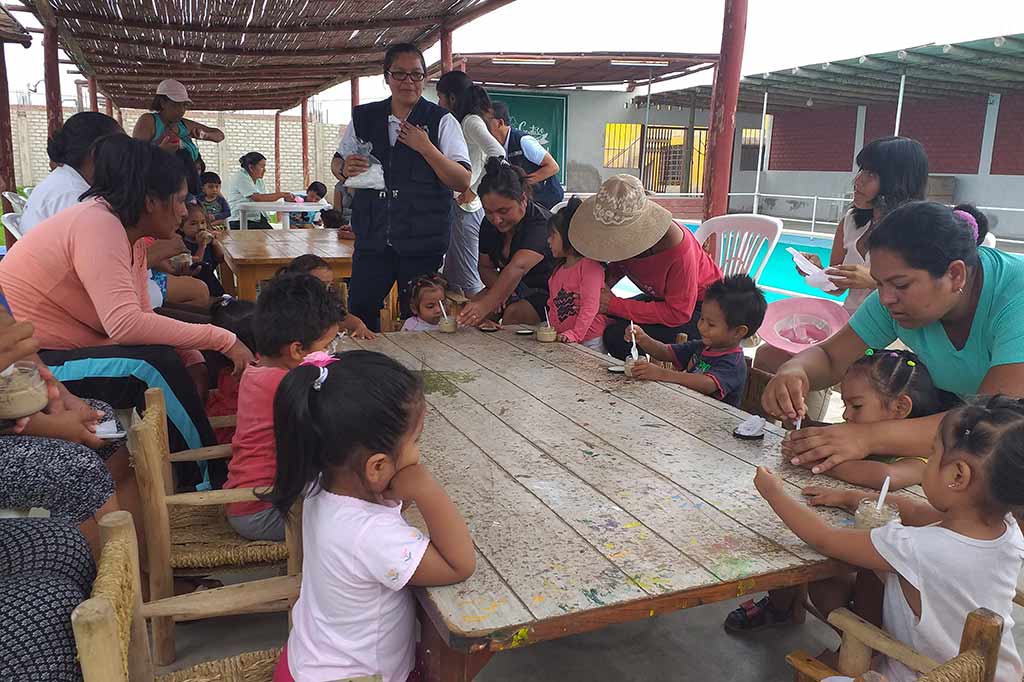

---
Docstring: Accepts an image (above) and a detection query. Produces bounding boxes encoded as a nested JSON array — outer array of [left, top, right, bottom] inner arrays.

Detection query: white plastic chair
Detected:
[[2, 212, 23, 242], [2, 192, 26, 215], [693, 214, 783, 283]]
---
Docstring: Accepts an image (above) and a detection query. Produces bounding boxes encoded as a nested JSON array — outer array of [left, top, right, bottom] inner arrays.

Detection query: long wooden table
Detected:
[[349, 329, 865, 682], [218, 229, 354, 300]]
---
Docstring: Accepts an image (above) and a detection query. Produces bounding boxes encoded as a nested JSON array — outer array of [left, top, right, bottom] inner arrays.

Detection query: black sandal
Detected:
[[724, 595, 794, 633]]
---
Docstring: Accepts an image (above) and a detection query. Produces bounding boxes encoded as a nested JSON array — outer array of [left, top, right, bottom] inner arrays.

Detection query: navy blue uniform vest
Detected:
[[507, 128, 564, 210], [350, 97, 453, 255]]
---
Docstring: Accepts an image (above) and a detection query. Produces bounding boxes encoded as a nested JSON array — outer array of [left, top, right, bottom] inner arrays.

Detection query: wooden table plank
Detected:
[[350, 336, 649, 627], [421, 331, 841, 562], [386, 331, 804, 581], [389, 340, 719, 596]]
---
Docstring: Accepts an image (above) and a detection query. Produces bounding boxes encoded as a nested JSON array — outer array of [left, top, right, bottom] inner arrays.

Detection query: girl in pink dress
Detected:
[[546, 198, 608, 353]]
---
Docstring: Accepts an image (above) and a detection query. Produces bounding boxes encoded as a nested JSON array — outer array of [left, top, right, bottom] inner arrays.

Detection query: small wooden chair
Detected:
[[787, 607, 1004, 682], [740, 358, 775, 419], [130, 388, 301, 666], [73, 511, 293, 682]]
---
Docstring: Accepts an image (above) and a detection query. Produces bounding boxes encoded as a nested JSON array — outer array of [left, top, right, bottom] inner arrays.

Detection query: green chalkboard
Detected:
[[490, 91, 567, 183]]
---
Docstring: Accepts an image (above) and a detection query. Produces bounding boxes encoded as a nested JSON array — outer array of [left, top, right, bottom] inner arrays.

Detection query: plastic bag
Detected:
[[344, 138, 386, 191]]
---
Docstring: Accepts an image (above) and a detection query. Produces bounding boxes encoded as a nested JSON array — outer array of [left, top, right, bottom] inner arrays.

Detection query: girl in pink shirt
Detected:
[[0, 136, 255, 469], [546, 198, 608, 353]]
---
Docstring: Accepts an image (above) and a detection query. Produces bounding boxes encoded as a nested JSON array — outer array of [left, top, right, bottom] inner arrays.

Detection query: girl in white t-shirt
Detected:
[[266, 350, 475, 682], [755, 395, 1024, 682]]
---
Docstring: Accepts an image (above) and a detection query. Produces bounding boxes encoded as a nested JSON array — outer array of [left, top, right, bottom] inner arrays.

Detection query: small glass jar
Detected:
[[854, 499, 901, 530], [536, 326, 557, 343], [438, 318, 457, 334], [0, 361, 48, 419], [169, 253, 192, 270], [624, 357, 638, 377]]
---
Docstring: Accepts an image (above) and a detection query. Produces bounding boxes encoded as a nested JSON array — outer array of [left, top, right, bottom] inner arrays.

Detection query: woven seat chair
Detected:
[[787, 607, 1004, 682], [130, 388, 301, 666], [73, 511, 294, 682]]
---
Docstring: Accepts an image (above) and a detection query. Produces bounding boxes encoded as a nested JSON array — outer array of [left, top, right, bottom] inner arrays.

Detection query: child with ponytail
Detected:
[[268, 351, 475, 682]]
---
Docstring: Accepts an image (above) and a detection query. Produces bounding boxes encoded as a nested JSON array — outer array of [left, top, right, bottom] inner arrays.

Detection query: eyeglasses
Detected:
[[387, 70, 426, 82]]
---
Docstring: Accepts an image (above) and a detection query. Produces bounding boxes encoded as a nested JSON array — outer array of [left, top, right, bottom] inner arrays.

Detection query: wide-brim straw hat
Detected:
[[568, 174, 673, 262]]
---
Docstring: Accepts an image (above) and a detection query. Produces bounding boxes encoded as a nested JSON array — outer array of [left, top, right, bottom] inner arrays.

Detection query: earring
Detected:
[[956, 287, 965, 295], [948, 483, 957, 489]]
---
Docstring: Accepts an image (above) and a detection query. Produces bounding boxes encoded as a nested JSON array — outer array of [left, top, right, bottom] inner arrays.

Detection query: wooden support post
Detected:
[[87, 76, 98, 111], [115, 106, 123, 127], [0, 45, 16, 247], [441, 24, 453, 73], [105, 94, 113, 117], [301, 99, 310, 187], [274, 111, 281, 193], [43, 23, 62, 134], [350, 77, 359, 109], [702, 0, 747, 220]]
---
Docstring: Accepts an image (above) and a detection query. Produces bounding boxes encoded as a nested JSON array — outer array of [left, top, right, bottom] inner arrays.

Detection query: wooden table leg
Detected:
[[418, 606, 492, 682], [218, 261, 237, 296], [237, 269, 259, 301]]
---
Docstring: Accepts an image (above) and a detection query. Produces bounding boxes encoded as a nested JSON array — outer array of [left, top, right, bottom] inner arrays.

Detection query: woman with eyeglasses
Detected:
[[331, 42, 471, 332]]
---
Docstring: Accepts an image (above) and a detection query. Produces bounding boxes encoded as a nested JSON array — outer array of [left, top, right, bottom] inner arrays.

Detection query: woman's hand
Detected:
[[457, 189, 477, 206], [0, 320, 39, 373], [762, 368, 811, 421], [783, 423, 871, 474], [825, 264, 875, 292], [347, 318, 376, 340], [343, 154, 369, 178], [598, 286, 613, 314], [802, 486, 861, 512], [753, 466, 785, 500], [24, 409, 104, 449], [458, 299, 494, 327], [282, 192, 296, 202], [397, 121, 433, 155], [225, 340, 255, 376]]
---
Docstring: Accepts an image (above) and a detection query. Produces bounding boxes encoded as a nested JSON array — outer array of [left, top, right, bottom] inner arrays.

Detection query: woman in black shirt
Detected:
[[459, 158, 556, 327]]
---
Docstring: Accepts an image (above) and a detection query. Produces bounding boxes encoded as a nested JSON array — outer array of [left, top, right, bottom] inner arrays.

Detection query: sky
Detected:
[[5, 0, 1024, 123]]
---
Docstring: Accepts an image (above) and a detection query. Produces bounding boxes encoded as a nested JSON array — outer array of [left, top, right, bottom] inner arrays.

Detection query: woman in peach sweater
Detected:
[[0, 136, 253, 482]]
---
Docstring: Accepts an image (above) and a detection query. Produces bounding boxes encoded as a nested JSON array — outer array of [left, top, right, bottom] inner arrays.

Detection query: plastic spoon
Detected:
[[440, 300, 448, 321], [630, 322, 639, 362], [876, 475, 892, 511]]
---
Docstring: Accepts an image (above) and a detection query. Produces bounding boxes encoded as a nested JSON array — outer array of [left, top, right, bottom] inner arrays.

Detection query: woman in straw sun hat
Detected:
[[569, 174, 722, 360]]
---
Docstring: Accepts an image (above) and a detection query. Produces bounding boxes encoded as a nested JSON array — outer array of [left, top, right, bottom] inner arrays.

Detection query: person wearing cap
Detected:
[[488, 101, 564, 210], [133, 79, 224, 196], [568, 174, 722, 360]]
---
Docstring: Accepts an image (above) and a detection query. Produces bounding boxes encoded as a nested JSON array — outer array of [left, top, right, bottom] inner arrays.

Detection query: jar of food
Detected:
[[438, 318, 457, 334], [0, 361, 49, 419]]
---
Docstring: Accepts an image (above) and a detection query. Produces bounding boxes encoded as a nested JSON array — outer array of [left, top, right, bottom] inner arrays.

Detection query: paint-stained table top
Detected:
[[348, 329, 872, 654], [220, 229, 353, 266]]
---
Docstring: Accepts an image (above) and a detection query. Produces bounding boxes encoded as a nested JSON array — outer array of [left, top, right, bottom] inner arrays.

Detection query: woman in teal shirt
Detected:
[[225, 152, 295, 230], [764, 201, 1024, 471]]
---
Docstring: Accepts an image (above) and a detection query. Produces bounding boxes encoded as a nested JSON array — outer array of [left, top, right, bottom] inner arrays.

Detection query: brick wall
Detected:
[[10, 105, 345, 193], [863, 97, 987, 174], [990, 93, 1024, 175], [768, 107, 857, 171]]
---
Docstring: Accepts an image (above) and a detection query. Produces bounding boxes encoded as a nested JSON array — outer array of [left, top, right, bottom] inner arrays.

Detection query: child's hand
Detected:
[[629, 359, 666, 381], [754, 466, 785, 500], [556, 333, 572, 343], [384, 463, 435, 503], [623, 322, 649, 344], [803, 486, 859, 512]]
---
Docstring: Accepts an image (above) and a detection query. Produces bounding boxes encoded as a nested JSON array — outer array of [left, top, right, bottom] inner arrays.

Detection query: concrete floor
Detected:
[[157, 596, 1024, 681]]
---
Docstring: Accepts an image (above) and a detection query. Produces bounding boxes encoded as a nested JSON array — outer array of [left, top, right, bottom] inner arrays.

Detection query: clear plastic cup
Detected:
[[854, 499, 901, 529]]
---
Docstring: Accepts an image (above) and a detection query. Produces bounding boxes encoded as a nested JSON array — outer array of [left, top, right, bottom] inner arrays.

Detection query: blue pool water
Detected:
[[612, 221, 844, 304]]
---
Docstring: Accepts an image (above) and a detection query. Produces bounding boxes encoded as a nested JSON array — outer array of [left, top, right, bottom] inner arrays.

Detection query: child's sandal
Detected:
[[723, 595, 794, 633]]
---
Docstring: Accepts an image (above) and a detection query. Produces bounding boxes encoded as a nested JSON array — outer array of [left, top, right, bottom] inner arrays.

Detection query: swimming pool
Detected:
[[612, 220, 845, 304]]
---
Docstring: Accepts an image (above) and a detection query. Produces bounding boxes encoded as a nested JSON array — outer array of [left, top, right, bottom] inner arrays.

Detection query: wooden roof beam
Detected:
[[69, 32, 388, 57], [95, 73, 331, 85], [30, 0, 94, 77], [57, 9, 450, 35]]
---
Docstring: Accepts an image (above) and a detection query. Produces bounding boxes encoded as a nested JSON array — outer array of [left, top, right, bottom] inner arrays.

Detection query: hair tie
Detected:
[[301, 351, 339, 391], [953, 209, 979, 243], [864, 349, 874, 356], [218, 294, 235, 308]]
